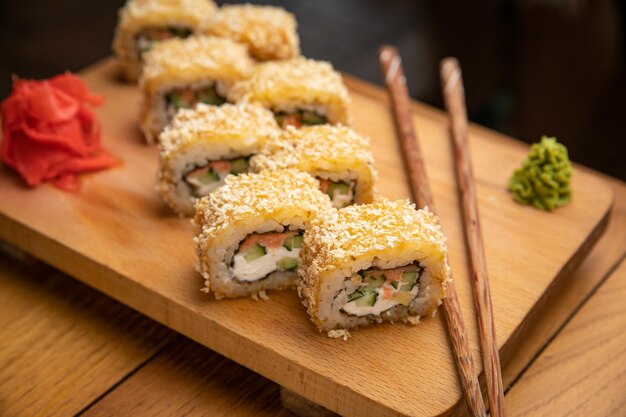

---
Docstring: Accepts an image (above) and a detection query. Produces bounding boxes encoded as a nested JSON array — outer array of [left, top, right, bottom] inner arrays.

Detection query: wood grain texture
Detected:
[[77, 177, 626, 417], [2, 177, 622, 417], [77, 179, 625, 417], [379, 46, 485, 417], [0, 59, 614, 417], [505, 257, 626, 417], [501, 175, 626, 387], [82, 336, 294, 417], [440, 57, 505, 417], [280, 388, 338, 417], [0, 250, 172, 417]]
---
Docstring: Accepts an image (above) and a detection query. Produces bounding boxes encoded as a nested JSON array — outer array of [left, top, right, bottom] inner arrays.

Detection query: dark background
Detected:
[[1, 0, 624, 180]]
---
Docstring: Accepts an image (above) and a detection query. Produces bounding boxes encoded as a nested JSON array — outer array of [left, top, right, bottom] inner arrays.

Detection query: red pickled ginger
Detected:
[[1, 73, 116, 191]]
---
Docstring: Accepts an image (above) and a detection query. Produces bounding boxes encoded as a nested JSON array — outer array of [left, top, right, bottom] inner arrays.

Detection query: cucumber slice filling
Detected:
[[229, 157, 249, 175], [400, 271, 419, 291], [166, 92, 187, 111], [185, 169, 219, 191], [282, 234, 304, 251], [342, 264, 423, 315], [243, 243, 266, 262], [347, 290, 365, 302], [363, 275, 385, 291], [355, 291, 377, 307], [185, 156, 251, 196], [277, 257, 298, 271], [327, 181, 351, 198], [300, 111, 327, 125], [197, 87, 226, 106], [273, 110, 328, 128], [274, 113, 286, 126], [166, 85, 225, 113], [136, 27, 190, 57], [168, 27, 192, 38], [321, 179, 355, 208]]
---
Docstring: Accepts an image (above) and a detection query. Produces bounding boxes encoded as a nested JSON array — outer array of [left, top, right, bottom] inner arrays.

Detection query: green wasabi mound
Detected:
[[508, 136, 572, 211]]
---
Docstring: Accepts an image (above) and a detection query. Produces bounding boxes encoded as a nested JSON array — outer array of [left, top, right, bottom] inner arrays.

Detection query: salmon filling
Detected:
[[274, 110, 328, 129], [184, 156, 250, 197], [136, 26, 192, 57], [231, 230, 304, 282], [318, 178, 355, 208], [341, 263, 424, 316]]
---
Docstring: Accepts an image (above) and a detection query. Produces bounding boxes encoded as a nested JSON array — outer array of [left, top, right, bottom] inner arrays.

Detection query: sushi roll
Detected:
[[299, 199, 450, 338], [204, 4, 300, 61], [194, 169, 333, 300], [157, 103, 280, 217], [112, 0, 217, 82], [250, 125, 377, 208], [139, 35, 254, 143], [227, 58, 350, 129]]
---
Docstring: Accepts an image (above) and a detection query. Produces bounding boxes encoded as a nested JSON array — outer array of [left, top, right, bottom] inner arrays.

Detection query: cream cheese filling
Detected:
[[232, 246, 300, 282], [331, 186, 355, 208], [188, 177, 225, 197]]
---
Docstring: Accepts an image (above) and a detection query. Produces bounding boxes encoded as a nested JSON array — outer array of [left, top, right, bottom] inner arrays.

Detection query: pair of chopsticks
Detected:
[[379, 46, 505, 417]]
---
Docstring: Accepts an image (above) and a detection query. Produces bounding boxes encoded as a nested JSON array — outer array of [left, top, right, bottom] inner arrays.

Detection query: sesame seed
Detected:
[[141, 35, 254, 88], [227, 58, 350, 125], [205, 4, 299, 61]]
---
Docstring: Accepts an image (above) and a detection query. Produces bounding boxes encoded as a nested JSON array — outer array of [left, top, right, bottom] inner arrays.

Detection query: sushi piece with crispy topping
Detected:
[[250, 125, 377, 208], [194, 169, 333, 299], [227, 58, 351, 129], [298, 199, 450, 338], [204, 4, 300, 61], [157, 103, 281, 217], [112, 0, 217, 82], [139, 35, 254, 143]]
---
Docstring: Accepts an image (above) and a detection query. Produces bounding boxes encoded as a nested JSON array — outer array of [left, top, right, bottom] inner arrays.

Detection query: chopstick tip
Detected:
[[378, 46, 403, 85], [440, 57, 459, 72], [440, 57, 463, 94], [378, 45, 397, 61]]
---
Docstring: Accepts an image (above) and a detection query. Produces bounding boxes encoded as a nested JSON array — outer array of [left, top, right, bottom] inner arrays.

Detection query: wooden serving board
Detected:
[[0, 59, 613, 417]]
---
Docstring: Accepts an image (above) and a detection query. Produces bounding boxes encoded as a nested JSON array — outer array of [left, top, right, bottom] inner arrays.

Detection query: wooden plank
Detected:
[[77, 178, 626, 417], [0, 59, 613, 417], [0, 250, 172, 417], [82, 336, 294, 417], [502, 176, 626, 387], [504, 257, 626, 416]]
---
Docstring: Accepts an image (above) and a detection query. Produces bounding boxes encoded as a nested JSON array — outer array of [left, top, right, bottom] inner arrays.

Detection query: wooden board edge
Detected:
[[281, 387, 339, 417], [499, 198, 613, 377], [0, 61, 612, 417], [441, 194, 613, 417], [0, 211, 403, 417], [502, 256, 626, 415], [1, 197, 612, 417]]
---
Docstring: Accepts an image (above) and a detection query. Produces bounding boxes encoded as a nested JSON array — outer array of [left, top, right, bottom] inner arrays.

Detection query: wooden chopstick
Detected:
[[378, 45, 487, 417], [440, 57, 506, 417]]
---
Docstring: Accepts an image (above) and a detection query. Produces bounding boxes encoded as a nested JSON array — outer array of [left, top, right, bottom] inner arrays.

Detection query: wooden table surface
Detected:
[[1, 75, 625, 417]]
